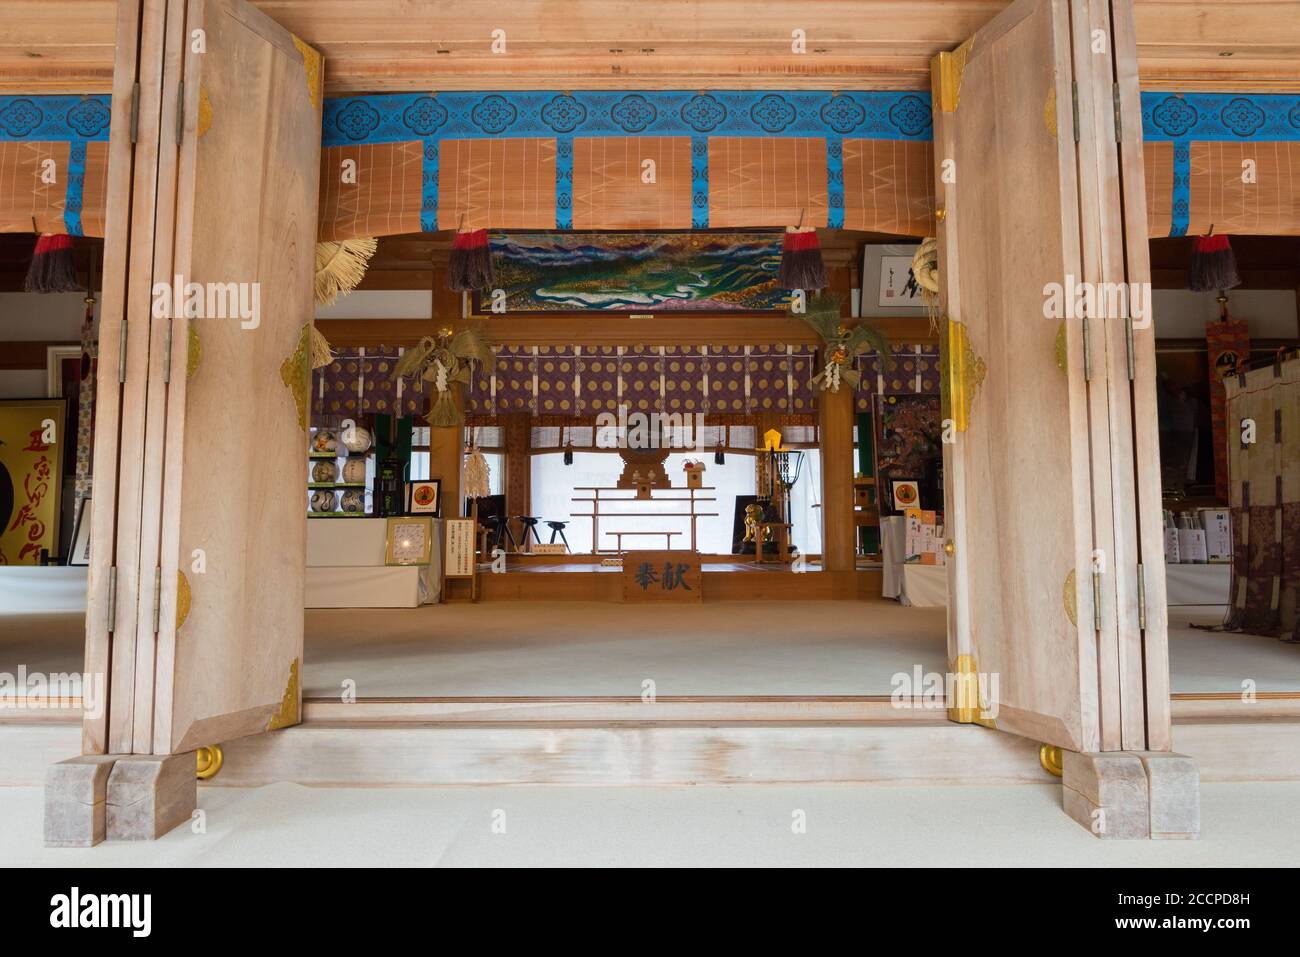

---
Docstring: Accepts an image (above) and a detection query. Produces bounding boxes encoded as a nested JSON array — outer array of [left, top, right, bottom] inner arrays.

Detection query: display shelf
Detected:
[[308, 423, 376, 519]]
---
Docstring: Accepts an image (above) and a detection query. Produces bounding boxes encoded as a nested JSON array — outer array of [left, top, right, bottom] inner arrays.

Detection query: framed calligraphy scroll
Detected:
[[0, 398, 66, 565]]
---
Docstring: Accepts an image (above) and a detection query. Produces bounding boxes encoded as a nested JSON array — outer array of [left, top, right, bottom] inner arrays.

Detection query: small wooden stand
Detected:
[[442, 502, 479, 602]]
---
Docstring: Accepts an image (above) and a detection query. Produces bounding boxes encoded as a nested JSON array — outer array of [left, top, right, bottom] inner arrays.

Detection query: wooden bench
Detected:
[[610, 530, 681, 552]]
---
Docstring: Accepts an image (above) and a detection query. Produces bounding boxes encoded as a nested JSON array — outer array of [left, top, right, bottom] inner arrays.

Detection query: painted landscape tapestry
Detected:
[[484, 232, 785, 313]]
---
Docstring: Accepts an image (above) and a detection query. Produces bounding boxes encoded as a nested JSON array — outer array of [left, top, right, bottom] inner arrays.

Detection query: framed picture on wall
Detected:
[[471, 231, 789, 315], [385, 516, 433, 566], [877, 255, 921, 308], [407, 479, 441, 516], [0, 397, 67, 565], [861, 245, 926, 317], [890, 479, 921, 512]]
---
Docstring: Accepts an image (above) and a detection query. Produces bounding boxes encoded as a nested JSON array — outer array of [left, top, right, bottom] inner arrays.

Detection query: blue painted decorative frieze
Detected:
[[321, 91, 935, 147], [1142, 92, 1300, 142]]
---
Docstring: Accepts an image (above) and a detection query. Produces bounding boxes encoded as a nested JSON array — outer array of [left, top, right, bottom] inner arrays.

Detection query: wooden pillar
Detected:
[[819, 384, 856, 571], [502, 413, 531, 521], [429, 386, 463, 516]]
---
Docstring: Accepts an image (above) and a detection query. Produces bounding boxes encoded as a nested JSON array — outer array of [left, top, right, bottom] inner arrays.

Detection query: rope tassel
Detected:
[[314, 238, 377, 306], [1189, 232, 1241, 292], [777, 226, 827, 292], [447, 228, 494, 292], [25, 233, 80, 294]]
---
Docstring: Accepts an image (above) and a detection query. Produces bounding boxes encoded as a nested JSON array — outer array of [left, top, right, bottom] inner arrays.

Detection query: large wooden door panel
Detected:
[[83, 0, 147, 754], [937, 0, 1172, 754], [939, 0, 1100, 752], [151, 0, 321, 753]]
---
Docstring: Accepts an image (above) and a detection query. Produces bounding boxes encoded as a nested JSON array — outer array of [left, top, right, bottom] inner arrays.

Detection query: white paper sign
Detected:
[[443, 518, 476, 578]]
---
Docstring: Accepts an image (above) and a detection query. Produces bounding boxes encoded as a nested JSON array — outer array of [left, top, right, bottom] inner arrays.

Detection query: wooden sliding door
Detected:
[[933, 0, 1169, 753], [84, 0, 321, 756]]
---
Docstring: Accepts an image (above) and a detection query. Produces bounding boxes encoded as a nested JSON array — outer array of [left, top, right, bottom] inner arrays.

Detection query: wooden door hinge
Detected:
[[1137, 563, 1147, 629], [1091, 566, 1103, 631], [162, 319, 173, 383], [152, 566, 162, 633], [1125, 315, 1135, 381], [1112, 83, 1122, 143], [106, 566, 117, 626], [1071, 82, 1080, 143], [1082, 316, 1093, 381], [175, 80, 185, 145], [129, 82, 140, 144]]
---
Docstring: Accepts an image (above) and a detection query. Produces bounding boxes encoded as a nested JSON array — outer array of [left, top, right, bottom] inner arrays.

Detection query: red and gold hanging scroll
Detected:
[[1206, 318, 1250, 501]]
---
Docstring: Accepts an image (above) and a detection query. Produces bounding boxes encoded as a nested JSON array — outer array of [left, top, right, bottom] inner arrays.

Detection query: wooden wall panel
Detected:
[[318, 141, 423, 240], [1187, 141, 1300, 236], [708, 137, 827, 228], [841, 138, 934, 236], [1143, 140, 1174, 239], [436, 137, 556, 231], [0, 141, 70, 234], [572, 136, 692, 230]]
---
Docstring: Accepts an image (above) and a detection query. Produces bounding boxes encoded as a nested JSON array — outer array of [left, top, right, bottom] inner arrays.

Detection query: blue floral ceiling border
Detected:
[[323, 91, 934, 230], [1142, 92, 1300, 237], [0, 95, 112, 236], [6, 90, 1300, 240]]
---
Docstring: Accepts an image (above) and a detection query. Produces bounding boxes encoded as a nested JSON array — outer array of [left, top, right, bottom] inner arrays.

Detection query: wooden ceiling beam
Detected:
[[1, 1, 1296, 94]]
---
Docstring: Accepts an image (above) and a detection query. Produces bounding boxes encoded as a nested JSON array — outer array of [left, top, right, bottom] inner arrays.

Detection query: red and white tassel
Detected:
[[25, 233, 79, 294], [777, 226, 827, 292], [447, 228, 494, 292], [1189, 232, 1241, 292]]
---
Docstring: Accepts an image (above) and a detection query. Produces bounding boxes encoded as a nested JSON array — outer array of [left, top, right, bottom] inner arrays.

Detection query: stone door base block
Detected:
[[44, 753, 197, 846], [1061, 750, 1200, 840]]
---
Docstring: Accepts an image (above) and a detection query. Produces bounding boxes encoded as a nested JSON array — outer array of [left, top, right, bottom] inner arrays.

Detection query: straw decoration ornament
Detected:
[[393, 325, 496, 428], [308, 324, 334, 370], [314, 238, 378, 306], [463, 442, 491, 500], [910, 237, 941, 333], [796, 292, 893, 393]]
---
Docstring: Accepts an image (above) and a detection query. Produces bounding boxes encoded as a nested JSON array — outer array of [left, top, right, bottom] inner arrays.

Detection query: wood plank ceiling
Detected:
[[2, 0, 1299, 94]]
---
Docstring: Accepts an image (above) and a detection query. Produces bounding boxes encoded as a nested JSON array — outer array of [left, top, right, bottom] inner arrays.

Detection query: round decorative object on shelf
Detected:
[[310, 490, 337, 512], [341, 458, 367, 484], [312, 429, 338, 454], [312, 460, 338, 483], [340, 489, 365, 513], [343, 426, 372, 453]]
